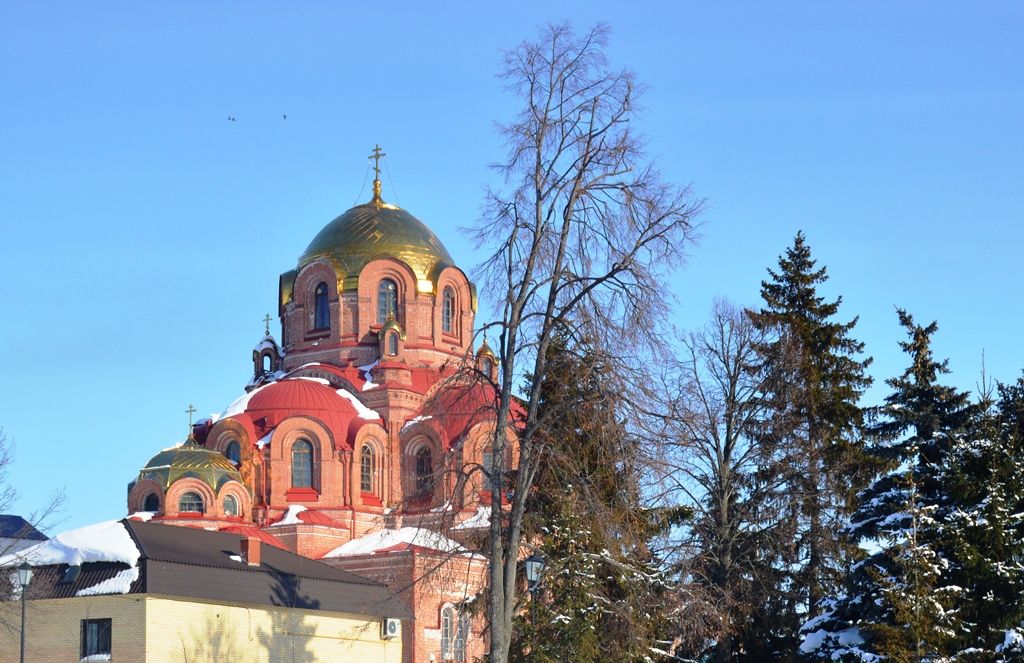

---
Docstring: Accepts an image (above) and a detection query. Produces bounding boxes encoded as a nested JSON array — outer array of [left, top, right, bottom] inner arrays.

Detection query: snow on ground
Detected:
[[337, 389, 381, 420], [323, 527, 466, 557], [358, 360, 379, 391], [270, 505, 307, 527], [453, 506, 491, 530], [403, 415, 433, 430]]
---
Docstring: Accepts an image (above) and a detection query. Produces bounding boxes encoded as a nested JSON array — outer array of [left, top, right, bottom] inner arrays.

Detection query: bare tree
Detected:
[[663, 301, 788, 661], [471, 24, 701, 663], [0, 429, 63, 611]]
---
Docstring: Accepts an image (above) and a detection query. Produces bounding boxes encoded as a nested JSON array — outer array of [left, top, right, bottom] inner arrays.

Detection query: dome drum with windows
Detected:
[[135, 437, 244, 492]]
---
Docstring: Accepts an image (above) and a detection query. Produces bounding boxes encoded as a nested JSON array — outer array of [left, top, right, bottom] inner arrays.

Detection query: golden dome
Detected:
[[136, 437, 243, 492], [298, 185, 454, 293]]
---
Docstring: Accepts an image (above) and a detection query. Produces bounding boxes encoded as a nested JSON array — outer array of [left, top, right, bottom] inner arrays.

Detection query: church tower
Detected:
[[127, 149, 502, 663]]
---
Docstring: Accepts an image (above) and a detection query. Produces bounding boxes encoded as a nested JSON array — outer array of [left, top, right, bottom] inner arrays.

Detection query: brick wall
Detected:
[[0, 595, 403, 663], [0, 594, 146, 663]]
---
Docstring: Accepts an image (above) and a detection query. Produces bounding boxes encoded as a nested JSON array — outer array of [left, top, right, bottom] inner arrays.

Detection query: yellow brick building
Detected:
[[1, 519, 409, 663]]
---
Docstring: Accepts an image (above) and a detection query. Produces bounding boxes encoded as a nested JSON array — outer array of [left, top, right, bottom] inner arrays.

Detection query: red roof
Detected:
[[218, 525, 288, 549], [269, 509, 344, 528], [414, 382, 522, 447], [225, 378, 386, 451], [248, 379, 355, 413]]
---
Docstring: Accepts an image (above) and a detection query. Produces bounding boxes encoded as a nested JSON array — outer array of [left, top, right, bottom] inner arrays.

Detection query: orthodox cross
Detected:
[[185, 403, 197, 428], [368, 144, 386, 180], [263, 313, 272, 336]]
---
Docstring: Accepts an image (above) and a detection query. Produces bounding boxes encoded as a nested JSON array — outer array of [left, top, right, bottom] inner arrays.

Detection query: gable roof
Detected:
[[0, 515, 47, 541], [18, 519, 410, 619]]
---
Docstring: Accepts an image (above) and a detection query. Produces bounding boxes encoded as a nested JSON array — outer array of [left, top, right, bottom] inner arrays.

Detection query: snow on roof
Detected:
[[453, 506, 491, 531], [358, 360, 379, 391], [213, 381, 274, 422], [0, 519, 139, 568], [254, 335, 279, 353], [402, 415, 433, 430], [322, 527, 466, 557], [295, 376, 332, 386], [337, 388, 381, 420], [0, 519, 142, 598], [256, 430, 273, 449], [76, 567, 139, 597], [269, 505, 307, 527]]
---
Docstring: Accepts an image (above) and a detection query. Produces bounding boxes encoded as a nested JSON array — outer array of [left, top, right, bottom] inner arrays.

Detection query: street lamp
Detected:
[[524, 553, 546, 641], [17, 562, 33, 663], [524, 553, 545, 593]]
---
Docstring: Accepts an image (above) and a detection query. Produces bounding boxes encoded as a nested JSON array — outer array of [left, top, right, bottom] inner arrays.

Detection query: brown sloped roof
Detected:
[[23, 561, 139, 600], [22, 519, 410, 619]]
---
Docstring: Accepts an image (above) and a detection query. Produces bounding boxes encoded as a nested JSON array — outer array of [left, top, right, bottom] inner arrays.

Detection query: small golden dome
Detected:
[[477, 336, 497, 360], [299, 187, 454, 291], [378, 314, 406, 341], [136, 437, 243, 492]]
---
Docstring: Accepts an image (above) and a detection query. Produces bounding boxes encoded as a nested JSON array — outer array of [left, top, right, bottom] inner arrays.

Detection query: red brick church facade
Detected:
[[126, 167, 511, 663]]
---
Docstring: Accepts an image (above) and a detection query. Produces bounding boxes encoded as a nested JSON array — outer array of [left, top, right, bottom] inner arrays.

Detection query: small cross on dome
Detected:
[[368, 144, 387, 205], [368, 144, 386, 179]]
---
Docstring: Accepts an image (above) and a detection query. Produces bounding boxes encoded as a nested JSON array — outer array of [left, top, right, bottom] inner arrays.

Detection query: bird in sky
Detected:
[[282, 114, 287, 120], [227, 115, 236, 122]]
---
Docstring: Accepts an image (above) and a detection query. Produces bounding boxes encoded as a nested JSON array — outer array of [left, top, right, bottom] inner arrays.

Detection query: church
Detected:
[[125, 148, 513, 663]]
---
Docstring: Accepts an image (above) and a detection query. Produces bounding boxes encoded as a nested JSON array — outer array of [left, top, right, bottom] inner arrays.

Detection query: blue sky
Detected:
[[1, 2, 1021, 531]]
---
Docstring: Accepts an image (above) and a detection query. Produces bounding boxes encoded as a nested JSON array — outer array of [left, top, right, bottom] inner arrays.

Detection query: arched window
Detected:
[[414, 447, 433, 498], [441, 606, 469, 662], [482, 446, 495, 478], [143, 493, 160, 512], [223, 494, 239, 517], [292, 439, 314, 489], [360, 445, 374, 493], [179, 492, 204, 513], [377, 279, 397, 323], [262, 353, 272, 374], [313, 282, 330, 330], [481, 356, 494, 378], [225, 440, 241, 465], [387, 332, 399, 356], [455, 613, 469, 662], [441, 606, 455, 659], [442, 287, 455, 334]]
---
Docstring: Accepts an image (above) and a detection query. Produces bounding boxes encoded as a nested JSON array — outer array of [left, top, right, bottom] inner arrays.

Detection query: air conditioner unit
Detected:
[[381, 617, 401, 639]]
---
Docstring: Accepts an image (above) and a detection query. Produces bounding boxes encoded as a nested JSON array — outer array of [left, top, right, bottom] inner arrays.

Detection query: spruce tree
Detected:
[[938, 373, 1024, 659], [802, 310, 970, 661], [509, 332, 676, 663], [748, 231, 873, 645]]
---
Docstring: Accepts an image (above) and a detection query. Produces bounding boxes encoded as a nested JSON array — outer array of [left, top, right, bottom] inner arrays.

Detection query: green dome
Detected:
[[136, 438, 242, 492]]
